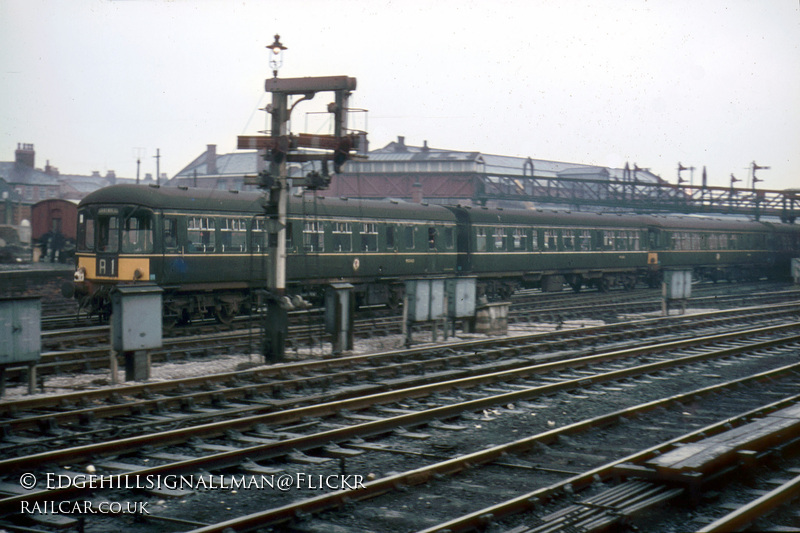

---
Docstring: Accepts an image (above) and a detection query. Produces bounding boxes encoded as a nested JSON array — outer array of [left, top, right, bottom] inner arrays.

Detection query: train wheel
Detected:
[[387, 287, 404, 311], [568, 275, 583, 293], [163, 301, 188, 331], [623, 274, 637, 291], [600, 276, 612, 292], [215, 303, 237, 326]]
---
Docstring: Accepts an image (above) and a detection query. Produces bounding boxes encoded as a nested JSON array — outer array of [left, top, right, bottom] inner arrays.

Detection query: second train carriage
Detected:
[[447, 205, 800, 296], [447, 206, 654, 294]]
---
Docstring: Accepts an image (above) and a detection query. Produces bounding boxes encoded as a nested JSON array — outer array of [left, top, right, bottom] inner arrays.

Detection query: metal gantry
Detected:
[[475, 172, 798, 222]]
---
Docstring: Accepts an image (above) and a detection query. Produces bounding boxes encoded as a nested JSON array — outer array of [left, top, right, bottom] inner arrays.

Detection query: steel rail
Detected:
[[4, 309, 797, 436], [510, 288, 800, 319], [3, 329, 799, 517], [420, 389, 800, 533], [4, 300, 798, 410], [4, 317, 800, 445], [695, 472, 800, 533], [0, 301, 785, 413], [19, 290, 799, 381], [187, 367, 800, 533], [3, 322, 800, 468]]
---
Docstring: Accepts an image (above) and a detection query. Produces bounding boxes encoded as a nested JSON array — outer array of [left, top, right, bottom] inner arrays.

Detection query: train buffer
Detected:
[[614, 403, 800, 494]]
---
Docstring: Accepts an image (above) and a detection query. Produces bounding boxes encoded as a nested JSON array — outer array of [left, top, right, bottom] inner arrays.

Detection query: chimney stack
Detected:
[[411, 177, 423, 204], [206, 144, 218, 175], [15, 143, 35, 168], [106, 170, 117, 185], [45, 160, 59, 177]]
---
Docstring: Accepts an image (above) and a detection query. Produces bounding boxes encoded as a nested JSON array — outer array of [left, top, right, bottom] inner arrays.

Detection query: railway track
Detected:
[[1, 304, 800, 531], [13, 285, 800, 385], [4, 298, 799, 404]]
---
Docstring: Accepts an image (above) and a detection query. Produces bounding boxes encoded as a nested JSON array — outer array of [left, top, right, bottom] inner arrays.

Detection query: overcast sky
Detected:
[[2, 0, 798, 190]]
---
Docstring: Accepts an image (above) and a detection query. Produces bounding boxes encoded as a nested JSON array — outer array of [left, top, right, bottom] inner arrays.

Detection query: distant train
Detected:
[[64, 184, 800, 324], [31, 198, 78, 263]]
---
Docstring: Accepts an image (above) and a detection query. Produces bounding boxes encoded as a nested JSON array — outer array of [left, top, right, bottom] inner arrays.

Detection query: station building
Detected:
[[169, 137, 667, 210]]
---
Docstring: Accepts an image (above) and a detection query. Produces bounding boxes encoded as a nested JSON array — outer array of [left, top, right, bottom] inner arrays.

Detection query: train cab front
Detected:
[[65, 204, 155, 320]]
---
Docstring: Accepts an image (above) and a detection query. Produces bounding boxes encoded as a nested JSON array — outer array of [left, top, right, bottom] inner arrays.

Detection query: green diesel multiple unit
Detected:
[[67, 184, 800, 323]]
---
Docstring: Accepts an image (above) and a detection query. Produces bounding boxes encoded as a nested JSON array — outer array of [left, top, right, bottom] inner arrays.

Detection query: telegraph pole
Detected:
[[238, 35, 362, 361], [154, 149, 161, 186], [134, 148, 145, 185]]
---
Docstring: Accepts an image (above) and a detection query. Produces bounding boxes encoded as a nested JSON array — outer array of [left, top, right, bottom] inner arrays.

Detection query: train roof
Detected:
[[456, 205, 653, 228], [78, 185, 799, 232], [80, 184, 264, 212], [79, 184, 457, 222], [641, 213, 790, 232], [454, 204, 792, 233]]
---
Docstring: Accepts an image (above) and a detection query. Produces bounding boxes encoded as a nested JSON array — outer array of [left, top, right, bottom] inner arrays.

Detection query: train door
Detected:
[[160, 213, 185, 283], [446, 207, 472, 273]]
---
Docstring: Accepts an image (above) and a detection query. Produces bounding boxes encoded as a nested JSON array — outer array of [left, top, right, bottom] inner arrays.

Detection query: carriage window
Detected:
[[578, 230, 591, 251], [427, 226, 438, 250], [613, 231, 626, 251], [511, 228, 524, 250], [492, 228, 505, 251], [221, 218, 247, 252], [251, 219, 265, 252], [532, 229, 540, 250], [545, 230, 558, 250], [122, 211, 153, 253], [285, 221, 293, 249], [678, 232, 688, 250], [164, 218, 178, 252], [603, 231, 614, 251], [362, 223, 377, 251], [386, 226, 395, 249], [188, 217, 215, 253], [444, 227, 455, 249], [77, 211, 95, 252], [630, 231, 640, 251], [97, 214, 119, 252], [303, 221, 324, 252], [404, 226, 415, 249], [562, 230, 574, 251], [333, 222, 352, 252], [250, 219, 291, 252], [476, 227, 487, 252]]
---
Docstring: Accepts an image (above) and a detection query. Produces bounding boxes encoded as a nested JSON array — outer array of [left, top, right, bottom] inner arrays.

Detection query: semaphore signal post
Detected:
[[237, 35, 363, 361]]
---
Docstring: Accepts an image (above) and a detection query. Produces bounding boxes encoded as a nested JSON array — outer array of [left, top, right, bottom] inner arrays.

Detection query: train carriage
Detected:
[[450, 206, 653, 294], [69, 184, 458, 322], [648, 214, 798, 282]]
